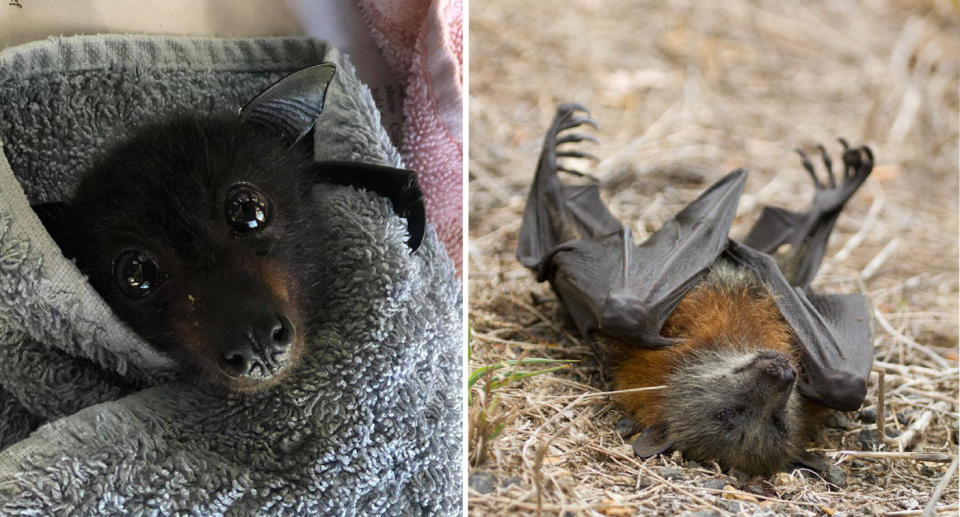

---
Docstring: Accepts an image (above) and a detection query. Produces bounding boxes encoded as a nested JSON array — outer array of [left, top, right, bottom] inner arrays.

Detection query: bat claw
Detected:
[[793, 138, 874, 214], [556, 134, 599, 145], [556, 150, 600, 161], [559, 117, 598, 131], [840, 143, 873, 183], [557, 166, 600, 182], [816, 144, 836, 188], [795, 139, 873, 195], [545, 103, 602, 180], [557, 101, 591, 115], [795, 148, 822, 189]]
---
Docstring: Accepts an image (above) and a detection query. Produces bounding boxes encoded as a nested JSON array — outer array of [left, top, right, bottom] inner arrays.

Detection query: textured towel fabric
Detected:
[[357, 0, 464, 275], [0, 35, 461, 515]]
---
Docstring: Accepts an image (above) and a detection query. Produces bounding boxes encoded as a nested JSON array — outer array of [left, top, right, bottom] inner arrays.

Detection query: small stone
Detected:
[[858, 409, 877, 424], [657, 466, 685, 482], [919, 466, 936, 477], [885, 428, 902, 439], [857, 429, 879, 448], [901, 498, 920, 509], [896, 412, 909, 425], [615, 417, 639, 439], [636, 475, 654, 490], [744, 480, 775, 497], [824, 412, 854, 429], [698, 478, 729, 491], [825, 465, 847, 489], [684, 460, 701, 469], [863, 472, 878, 484], [848, 460, 866, 468], [502, 476, 522, 488], [716, 500, 741, 513], [468, 472, 496, 494]]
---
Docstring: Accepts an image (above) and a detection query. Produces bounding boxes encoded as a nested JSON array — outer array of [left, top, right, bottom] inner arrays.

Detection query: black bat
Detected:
[[518, 103, 874, 475], [32, 64, 425, 393]]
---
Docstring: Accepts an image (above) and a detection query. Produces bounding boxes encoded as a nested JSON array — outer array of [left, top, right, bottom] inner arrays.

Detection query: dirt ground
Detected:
[[468, 1, 959, 515]]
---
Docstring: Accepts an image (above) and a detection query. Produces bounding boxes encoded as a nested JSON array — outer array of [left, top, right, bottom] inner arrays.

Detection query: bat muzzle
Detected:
[[219, 312, 296, 380], [755, 351, 797, 391]]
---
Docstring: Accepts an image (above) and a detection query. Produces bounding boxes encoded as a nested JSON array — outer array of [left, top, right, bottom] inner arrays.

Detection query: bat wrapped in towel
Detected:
[[32, 64, 425, 394], [518, 103, 875, 476]]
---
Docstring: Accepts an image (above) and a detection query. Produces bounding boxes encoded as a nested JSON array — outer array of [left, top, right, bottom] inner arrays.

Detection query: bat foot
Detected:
[[794, 139, 873, 213], [547, 103, 600, 179]]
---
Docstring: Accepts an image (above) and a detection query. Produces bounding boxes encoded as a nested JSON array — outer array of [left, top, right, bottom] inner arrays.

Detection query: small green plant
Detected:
[[468, 328, 576, 467]]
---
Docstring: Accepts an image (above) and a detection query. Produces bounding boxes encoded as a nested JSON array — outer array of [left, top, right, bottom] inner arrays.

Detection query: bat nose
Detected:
[[219, 313, 295, 379], [755, 351, 797, 388]]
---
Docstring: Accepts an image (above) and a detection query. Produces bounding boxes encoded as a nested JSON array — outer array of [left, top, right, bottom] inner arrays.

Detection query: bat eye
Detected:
[[225, 184, 270, 233], [114, 250, 164, 298]]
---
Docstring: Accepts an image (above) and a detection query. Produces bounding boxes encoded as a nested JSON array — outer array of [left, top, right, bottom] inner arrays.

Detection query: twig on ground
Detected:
[[921, 455, 959, 517], [830, 451, 953, 463], [895, 402, 952, 451], [875, 311, 951, 369]]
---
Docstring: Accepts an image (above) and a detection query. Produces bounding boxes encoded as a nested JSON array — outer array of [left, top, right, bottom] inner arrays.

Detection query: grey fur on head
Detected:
[[664, 345, 803, 475]]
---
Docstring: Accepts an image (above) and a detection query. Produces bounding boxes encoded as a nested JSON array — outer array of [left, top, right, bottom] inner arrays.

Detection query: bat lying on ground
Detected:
[[518, 103, 875, 476], [32, 64, 425, 393]]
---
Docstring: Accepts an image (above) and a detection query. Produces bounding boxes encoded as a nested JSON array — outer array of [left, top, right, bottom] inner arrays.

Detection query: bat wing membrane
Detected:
[[735, 143, 875, 410], [518, 104, 747, 348]]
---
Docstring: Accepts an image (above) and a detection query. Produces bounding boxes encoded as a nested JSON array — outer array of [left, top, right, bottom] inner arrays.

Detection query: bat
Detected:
[[517, 103, 875, 476], [32, 64, 426, 393]]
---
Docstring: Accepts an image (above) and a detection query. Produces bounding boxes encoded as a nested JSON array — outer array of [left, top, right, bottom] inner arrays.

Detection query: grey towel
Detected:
[[0, 35, 461, 515]]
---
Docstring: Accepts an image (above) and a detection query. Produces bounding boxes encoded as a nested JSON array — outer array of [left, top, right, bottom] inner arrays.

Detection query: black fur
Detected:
[[39, 115, 337, 392]]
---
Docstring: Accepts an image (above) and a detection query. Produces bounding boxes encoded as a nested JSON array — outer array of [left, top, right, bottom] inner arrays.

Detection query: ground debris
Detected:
[[468, 0, 959, 515]]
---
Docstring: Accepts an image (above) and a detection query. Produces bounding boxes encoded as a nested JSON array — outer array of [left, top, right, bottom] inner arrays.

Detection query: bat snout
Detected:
[[754, 351, 797, 390], [218, 313, 297, 380]]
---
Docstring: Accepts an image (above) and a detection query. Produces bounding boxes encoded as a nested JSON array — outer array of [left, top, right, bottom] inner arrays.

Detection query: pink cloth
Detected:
[[357, 0, 463, 275]]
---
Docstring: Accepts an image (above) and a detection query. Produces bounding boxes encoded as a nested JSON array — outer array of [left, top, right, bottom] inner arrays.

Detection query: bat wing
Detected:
[[518, 104, 747, 348], [736, 142, 876, 410], [517, 103, 620, 272], [726, 242, 872, 410], [744, 142, 874, 287], [310, 161, 426, 251]]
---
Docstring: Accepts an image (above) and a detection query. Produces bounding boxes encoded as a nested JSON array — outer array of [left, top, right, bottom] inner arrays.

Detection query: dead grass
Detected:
[[467, 0, 959, 515]]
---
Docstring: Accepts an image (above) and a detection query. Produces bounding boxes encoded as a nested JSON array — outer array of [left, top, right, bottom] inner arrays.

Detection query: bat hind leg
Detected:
[[794, 138, 874, 210], [747, 139, 874, 287]]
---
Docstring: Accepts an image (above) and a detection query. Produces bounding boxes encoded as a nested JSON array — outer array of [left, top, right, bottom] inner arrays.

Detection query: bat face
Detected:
[[48, 117, 318, 393], [612, 260, 810, 476], [664, 347, 803, 475]]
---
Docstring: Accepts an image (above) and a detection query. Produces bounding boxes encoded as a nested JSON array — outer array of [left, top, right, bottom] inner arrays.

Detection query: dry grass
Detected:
[[467, 1, 959, 515]]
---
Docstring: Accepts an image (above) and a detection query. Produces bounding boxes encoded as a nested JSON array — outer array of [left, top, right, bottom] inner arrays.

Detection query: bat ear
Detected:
[[310, 160, 426, 252], [630, 422, 673, 458], [240, 63, 337, 147], [32, 202, 85, 261]]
